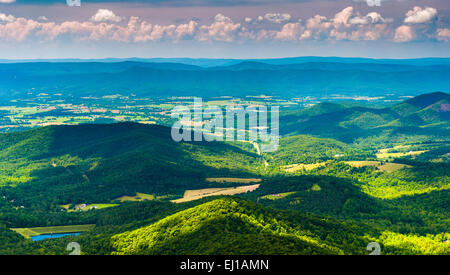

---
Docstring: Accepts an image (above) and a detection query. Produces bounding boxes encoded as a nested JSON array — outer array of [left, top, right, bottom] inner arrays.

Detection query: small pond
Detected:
[[31, 232, 81, 241]]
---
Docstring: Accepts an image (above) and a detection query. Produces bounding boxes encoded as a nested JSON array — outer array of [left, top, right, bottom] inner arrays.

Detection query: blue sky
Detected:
[[0, 0, 448, 59]]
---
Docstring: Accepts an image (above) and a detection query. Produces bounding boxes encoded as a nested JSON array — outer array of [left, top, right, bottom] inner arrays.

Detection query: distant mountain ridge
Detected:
[[280, 92, 450, 142], [1, 56, 450, 67], [0, 61, 448, 99]]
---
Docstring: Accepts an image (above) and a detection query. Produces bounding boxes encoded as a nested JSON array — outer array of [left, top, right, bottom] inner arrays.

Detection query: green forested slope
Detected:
[[110, 197, 374, 255], [266, 135, 371, 165], [0, 122, 263, 207], [0, 93, 448, 255], [280, 92, 450, 144]]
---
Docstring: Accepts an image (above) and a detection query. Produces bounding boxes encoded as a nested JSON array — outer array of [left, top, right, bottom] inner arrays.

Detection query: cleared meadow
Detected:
[[261, 192, 297, 200], [171, 184, 260, 203], [345, 160, 411, 172], [12, 224, 95, 238], [205, 178, 262, 183], [282, 162, 326, 173], [114, 192, 156, 202]]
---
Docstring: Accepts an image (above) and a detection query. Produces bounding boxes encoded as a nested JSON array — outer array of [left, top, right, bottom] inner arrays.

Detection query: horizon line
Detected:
[[1, 56, 450, 62]]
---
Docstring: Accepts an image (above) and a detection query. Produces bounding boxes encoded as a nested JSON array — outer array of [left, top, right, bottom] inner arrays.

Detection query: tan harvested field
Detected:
[[282, 162, 326, 173], [344, 161, 381, 167], [344, 160, 411, 172], [171, 184, 260, 203], [205, 178, 262, 183], [377, 163, 412, 172]]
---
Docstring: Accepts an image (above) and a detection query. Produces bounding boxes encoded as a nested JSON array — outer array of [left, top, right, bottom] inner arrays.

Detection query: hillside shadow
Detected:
[[7, 123, 264, 206], [247, 175, 383, 217]]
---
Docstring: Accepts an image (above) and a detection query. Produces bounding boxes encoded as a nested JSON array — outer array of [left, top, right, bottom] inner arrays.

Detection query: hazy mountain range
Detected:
[[0, 57, 449, 101]]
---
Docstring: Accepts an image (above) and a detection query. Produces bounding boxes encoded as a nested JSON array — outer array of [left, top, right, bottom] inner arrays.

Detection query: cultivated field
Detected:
[[12, 224, 95, 238], [171, 184, 260, 203], [345, 160, 411, 172], [344, 161, 381, 167], [205, 178, 262, 183], [376, 146, 428, 159], [377, 163, 412, 172], [282, 162, 326, 173]]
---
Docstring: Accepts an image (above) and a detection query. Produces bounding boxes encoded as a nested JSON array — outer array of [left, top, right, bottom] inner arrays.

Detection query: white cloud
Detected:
[[367, 12, 392, 24], [349, 12, 392, 25], [294, 7, 395, 42], [214, 13, 232, 23], [0, 0, 16, 3], [394, 25, 415, 42], [264, 13, 291, 24], [198, 14, 246, 42], [0, 12, 15, 23], [174, 20, 198, 40], [300, 15, 331, 40], [38, 16, 48, 21], [333, 7, 392, 26], [0, 7, 445, 45], [333, 7, 354, 26], [274, 22, 303, 41], [436, 28, 450, 41], [361, 24, 389, 40], [306, 15, 330, 30], [404, 6, 437, 24], [90, 9, 122, 23]]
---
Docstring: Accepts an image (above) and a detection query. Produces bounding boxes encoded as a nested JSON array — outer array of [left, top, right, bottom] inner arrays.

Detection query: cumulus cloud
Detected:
[[174, 20, 198, 40], [333, 7, 391, 26], [0, 7, 445, 44], [214, 13, 233, 23], [0, 12, 15, 23], [394, 25, 415, 42], [199, 14, 246, 42], [286, 7, 393, 42], [333, 6, 354, 26], [0, 0, 15, 3], [264, 13, 291, 24], [90, 9, 122, 23], [404, 6, 437, 24], [0, 13, 238, 43], [436, 28, 450, 41], [274, 22, 303, 40], [349, 12, 392, 25]]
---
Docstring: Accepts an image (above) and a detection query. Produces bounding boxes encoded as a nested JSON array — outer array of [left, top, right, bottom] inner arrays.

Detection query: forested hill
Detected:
[[0, 122, 263, 206], [0, 94, 448, 255], [280, 92, 450, 143], [110, 197, 374, 255]]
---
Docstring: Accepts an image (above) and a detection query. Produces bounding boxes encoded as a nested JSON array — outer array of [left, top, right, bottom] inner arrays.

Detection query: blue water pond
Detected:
[[31, 232, 81, 241]]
